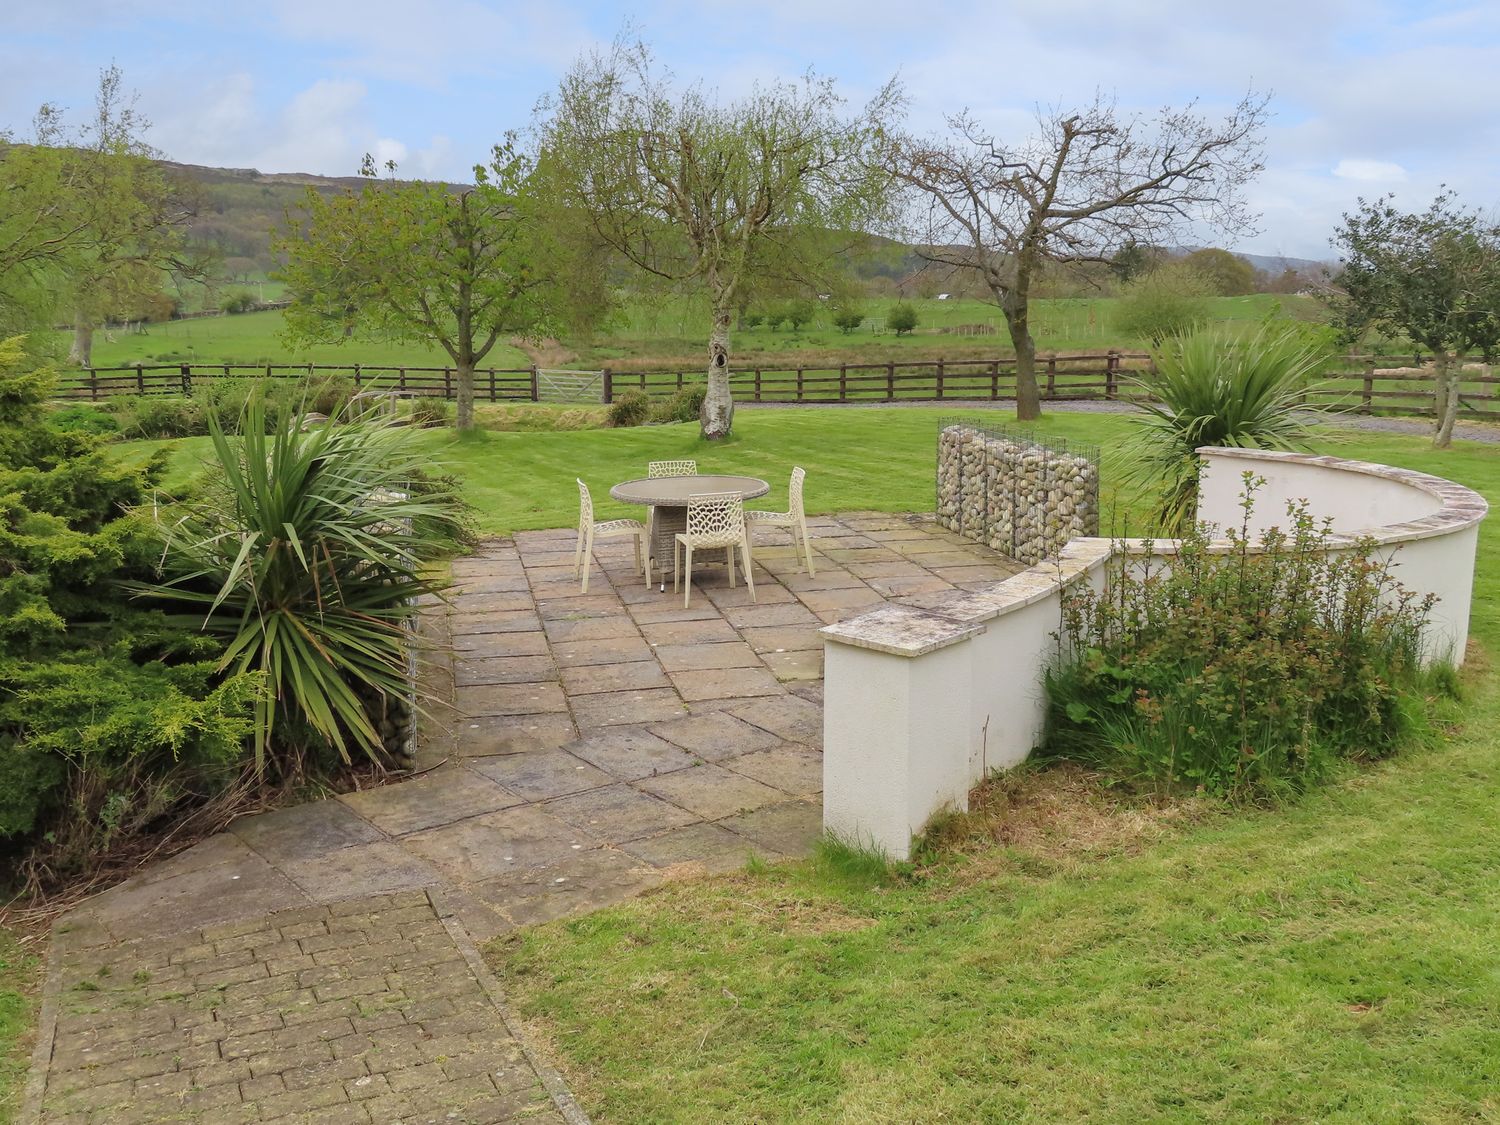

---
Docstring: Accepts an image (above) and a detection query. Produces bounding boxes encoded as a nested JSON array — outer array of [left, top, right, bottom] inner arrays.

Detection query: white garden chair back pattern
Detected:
[[574, 479, 649, 593], [746, 466, 815, 575], [673, 491, 755, 608], [648, 459, 698, 478]]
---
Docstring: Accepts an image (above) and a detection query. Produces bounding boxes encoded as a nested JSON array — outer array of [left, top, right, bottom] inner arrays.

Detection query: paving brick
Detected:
[[635, 764, 786, 820], [542, 783, 699, 844], [467, 749, 613, 801], [668, 666, 784, 702], [558, 659, 672, 695], [568, 687, 689, 729], [565, 726, 699, 780]]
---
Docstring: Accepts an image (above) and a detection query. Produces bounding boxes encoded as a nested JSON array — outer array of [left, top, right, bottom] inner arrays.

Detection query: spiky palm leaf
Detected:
[[1120, 324, 1335, 532], [138, 400, 463, 778]]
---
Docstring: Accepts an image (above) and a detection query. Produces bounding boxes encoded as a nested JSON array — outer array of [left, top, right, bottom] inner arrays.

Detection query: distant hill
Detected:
[[1171, 246, 1333, 276]]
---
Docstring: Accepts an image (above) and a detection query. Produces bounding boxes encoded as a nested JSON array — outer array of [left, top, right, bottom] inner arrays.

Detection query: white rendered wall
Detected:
[[822, 448, 1487, 859]]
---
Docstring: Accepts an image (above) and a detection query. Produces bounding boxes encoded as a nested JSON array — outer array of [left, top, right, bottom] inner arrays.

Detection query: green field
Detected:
[[61, 309, 532, 373], [62, 293, 1332, 379]]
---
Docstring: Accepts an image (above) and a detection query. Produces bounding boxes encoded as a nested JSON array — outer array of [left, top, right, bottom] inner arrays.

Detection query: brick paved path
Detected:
[[27, 512, 1018, 1123]]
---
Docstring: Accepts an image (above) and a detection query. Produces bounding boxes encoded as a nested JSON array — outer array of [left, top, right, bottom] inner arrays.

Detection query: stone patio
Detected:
[[28, 512, 1019, 1123]]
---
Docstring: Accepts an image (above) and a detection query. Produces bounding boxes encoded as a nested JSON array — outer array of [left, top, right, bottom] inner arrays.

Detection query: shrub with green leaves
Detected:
[[889, 302, 918, 335], [0, 336, 256, 874], [139, 401, 465, 778], [1041, 478, 1438, 800], [833, 308, 865, 334], [1121, 323, 1333, 531], [607, 388, 653, 427], [1114, 268, 1213, 344], [650, 384, 707, 424]]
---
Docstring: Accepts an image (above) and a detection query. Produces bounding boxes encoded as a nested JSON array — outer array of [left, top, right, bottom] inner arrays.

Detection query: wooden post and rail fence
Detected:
[[50, 351, 1500, 419]]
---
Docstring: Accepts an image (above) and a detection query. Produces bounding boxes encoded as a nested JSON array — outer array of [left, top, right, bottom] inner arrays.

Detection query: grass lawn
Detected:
[[0, 928, 39, 1124]]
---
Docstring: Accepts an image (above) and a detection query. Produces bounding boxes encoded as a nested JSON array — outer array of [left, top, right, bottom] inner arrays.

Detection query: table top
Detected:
[[610, 474, 770, 505]]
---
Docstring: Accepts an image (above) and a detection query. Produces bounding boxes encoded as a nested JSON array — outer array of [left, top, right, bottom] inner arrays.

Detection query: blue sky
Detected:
[[3, 0, 1498, 259]]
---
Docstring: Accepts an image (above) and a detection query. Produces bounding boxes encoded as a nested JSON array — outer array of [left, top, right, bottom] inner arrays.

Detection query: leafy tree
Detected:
[[889, 302, 918, 335], [538, 37, 901, 438], [1181, 247, 1259, 295], [1, 68, 201, 354], [782, 297, 816, 331], [889, 92, 1268, 420], [833, 307, 865, 334], [276, 142, 555, 430], [1109, 239, 1151, 284], [1333, 191, 1500, 447], [1114, 265, 1214, 344]]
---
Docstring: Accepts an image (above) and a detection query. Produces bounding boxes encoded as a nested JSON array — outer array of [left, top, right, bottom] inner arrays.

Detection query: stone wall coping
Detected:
[[819, 602, 984, 657], [1198, 447, 1489, 544], [821, 539, 1113, 657]]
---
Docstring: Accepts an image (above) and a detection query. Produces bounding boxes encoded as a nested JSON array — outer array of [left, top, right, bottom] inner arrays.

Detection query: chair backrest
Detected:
[[648, 459, 698, 478], [788, 466, 807, 519], [685, 491, 745, 542], [576, 478, 593, 528]]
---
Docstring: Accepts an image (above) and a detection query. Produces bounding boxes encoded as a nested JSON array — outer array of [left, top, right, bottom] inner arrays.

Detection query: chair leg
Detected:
[[799, 518, 815, 577], [682, 545, 694, 608], [672, 541, 680, 594], [741, 541, 756, 603], [580, 527, 592, 594], [727, 544, 736, 589], [574, 529, 585, 577]]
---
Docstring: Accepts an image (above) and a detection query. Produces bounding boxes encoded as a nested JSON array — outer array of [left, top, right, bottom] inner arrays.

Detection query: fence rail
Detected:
[[50, 353, 1500, 418]]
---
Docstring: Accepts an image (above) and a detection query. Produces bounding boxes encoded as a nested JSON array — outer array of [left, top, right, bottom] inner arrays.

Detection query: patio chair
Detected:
[[746, 466, 815, 576], [575, 479, 649, 594], [648, 460, 698, 478], [673, 492, 755, 608]]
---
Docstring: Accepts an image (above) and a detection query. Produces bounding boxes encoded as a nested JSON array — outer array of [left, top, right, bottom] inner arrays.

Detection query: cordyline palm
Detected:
[[140, 400, 461, 778], [1121, 324, 1334, 532]]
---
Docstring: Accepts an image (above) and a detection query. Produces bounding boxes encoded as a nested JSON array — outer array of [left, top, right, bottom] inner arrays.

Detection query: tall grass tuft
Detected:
[[139, 400, 465, 779], [1121, 323, 1333, 532]]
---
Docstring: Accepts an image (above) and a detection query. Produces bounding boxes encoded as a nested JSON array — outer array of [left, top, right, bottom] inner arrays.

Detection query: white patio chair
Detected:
[[648, 459, 698, 478], [746, 466, 815, 576], [673, 492, 755, 608], [575, 479, 649, 593]]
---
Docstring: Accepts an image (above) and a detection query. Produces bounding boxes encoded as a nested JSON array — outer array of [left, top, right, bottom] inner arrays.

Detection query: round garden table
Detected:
[[610, 474, 770, 589]]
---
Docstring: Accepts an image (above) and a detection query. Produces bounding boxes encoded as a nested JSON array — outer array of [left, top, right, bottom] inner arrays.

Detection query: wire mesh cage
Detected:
[[936, 417, 1101, 565]]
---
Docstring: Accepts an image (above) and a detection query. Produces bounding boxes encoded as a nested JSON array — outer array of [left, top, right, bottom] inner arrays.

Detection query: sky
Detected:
[[3, 0, 1497, 261]]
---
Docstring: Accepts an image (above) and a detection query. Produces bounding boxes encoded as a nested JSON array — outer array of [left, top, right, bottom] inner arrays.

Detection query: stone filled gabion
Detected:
[[937, 424, 1099, 565]]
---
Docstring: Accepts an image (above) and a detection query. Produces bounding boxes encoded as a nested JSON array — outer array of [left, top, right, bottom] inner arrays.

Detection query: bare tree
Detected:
[[888, 93, 1269, 420], [538, 39, 901, 438]]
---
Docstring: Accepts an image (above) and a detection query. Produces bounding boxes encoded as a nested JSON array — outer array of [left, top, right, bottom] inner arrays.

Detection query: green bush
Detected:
[[833, 308, 865, 334], [139, 402, 465, 777], [1041, 477, 1438, 800], [608, 389, 653, 427], [48, 403, 120, 435], [405, 396, 455, 427], [111, 393, 202, 438], [1121, 323, 1333, 531], [1114, 269, 1212, 344], [782, 298, 816, 332], [0, 336, 255, 874], [220, 290, 257, 315], [741, 312, 764, 330], [650, 385, 707, 424], [889, 303, 918, 335]]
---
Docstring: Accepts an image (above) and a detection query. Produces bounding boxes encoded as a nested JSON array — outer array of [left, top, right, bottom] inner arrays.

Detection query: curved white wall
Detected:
[[822, 447, 1488, 858]]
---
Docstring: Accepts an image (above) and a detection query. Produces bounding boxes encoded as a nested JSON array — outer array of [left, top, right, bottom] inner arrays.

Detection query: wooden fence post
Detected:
[[935, 357, 945, 400], [1105, 351, 1119, 400], [180, 363, 192, 396], [797, 367, 805, 401], [89, 368, 99, 401], [1363, 357, 1375, 415], [989, 360, 999, 399], [529, 365, 540, 402], [839, 364, 848, 400], [488, 368, 497, 401], [601, 368, 612, 404], [1045, 355, 1057, 399], [136, 363, 145, 395], [444, 367, 454, 399], [754, 369, 763, 402], [886, 361, 895, 399], [353, 363, 362, 389]]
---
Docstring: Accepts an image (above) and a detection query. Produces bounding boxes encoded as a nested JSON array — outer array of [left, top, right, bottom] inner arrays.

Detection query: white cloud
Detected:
[[1332, 159, 1408, 183]]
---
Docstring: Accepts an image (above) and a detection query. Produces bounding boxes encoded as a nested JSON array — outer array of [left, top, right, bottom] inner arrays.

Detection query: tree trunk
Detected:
[[455, 359, 475, 431], [700, 306, 734, 439], [1433, 351, 1460, 448], [68, 321, 94, 368], [999, 298, 1041, 421]]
